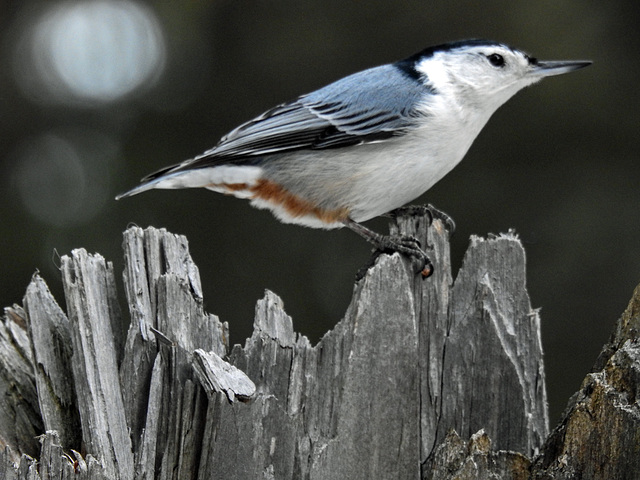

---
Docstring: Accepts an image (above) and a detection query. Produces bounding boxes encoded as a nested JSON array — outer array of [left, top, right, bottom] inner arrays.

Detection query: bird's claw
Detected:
[[389, 204, 456, 235], [379, 234, 433, 278], [354, 243, 433, 281], [395, 235, 421, 250], [345, 219, 434, 280], [426, 204, 456, 235]]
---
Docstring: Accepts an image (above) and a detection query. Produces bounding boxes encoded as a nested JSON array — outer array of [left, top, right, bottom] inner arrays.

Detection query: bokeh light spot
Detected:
[[11, 129, 120, 227], [13, 0, 166, 105]]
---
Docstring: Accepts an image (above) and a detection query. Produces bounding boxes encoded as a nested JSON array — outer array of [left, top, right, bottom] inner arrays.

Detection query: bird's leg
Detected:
[[343, 219, 433, 278]]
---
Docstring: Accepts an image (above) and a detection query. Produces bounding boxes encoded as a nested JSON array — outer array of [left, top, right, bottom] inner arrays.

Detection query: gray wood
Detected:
[[442, 231, 548, 454], [392, 211, 547, 458], [0, 210, 637, 479], [0, 305, 42, 461], [61, 249, 134, 480], [192, 348, 256, 402], [23, 274, 82, 451], [196, 210, 547, 479], [118, 226, 159, 452]]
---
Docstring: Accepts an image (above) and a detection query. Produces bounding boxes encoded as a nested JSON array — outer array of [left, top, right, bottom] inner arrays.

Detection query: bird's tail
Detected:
[[116, 163, 264, 200]]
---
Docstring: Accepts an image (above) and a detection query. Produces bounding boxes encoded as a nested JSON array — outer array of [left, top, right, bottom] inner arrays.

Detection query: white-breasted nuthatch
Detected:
[[117, 39, 591, 276]]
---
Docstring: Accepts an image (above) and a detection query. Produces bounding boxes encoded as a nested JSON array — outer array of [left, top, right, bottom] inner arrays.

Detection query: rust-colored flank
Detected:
[[249, 179, 349, 223], [218, 182, 249, 191], [207, 179, 349, 223]]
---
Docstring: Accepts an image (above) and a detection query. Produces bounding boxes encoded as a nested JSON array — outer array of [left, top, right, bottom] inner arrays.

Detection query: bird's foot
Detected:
[[346, 219, 433, 280], [377, 234, 434, 278], [389, 203, 456, 235]]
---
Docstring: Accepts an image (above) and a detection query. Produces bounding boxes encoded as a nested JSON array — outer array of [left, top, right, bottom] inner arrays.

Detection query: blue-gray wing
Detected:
[[181, 63, 430, 169]]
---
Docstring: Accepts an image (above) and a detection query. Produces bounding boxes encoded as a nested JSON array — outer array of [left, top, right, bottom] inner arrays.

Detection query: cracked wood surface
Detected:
[[0, 210, 636, 479]]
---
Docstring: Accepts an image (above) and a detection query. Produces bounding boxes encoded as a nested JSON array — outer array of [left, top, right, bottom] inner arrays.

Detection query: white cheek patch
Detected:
[[415, 55, 450, 91]]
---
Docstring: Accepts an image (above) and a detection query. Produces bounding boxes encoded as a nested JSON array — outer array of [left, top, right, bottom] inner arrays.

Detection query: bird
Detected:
[[117, 39, 591, 277]]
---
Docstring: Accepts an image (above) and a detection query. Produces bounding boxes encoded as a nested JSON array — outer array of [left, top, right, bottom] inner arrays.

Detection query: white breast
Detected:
[[342, 96, 492, 222]]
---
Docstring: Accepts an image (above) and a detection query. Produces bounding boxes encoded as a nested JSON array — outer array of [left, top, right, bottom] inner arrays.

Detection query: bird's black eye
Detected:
[[487, 53, 505, 67]]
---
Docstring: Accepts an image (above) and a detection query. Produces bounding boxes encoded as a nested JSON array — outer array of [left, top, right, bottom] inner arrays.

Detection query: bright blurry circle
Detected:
[[14, 0, 166, 105], [12, 130, 119, 227]]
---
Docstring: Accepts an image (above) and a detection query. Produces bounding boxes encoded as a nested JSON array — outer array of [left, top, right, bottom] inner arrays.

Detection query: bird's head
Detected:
[[405, 40, 591, 114]]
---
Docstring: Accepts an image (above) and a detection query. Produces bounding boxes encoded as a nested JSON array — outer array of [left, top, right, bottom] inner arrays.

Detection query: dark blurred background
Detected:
[[0, 1, 635, 423]]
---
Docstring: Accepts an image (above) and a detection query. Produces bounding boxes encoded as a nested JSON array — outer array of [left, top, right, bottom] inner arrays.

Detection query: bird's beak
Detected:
[[530, 60, 592, 77]]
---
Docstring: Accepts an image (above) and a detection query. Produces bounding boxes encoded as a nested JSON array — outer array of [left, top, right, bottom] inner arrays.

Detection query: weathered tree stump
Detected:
[[0, 209, 637, 479]]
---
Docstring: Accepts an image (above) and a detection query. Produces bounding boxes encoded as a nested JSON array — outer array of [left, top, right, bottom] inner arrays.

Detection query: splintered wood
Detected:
[[0, 210, 638, 479]]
